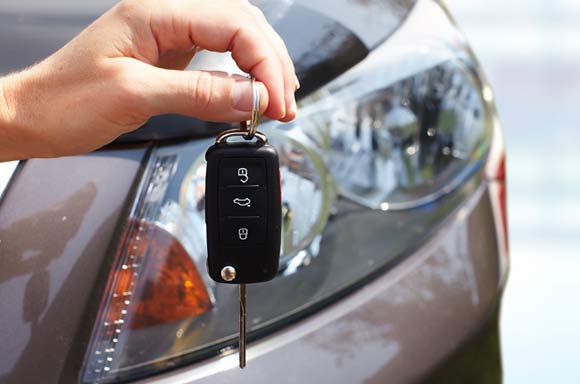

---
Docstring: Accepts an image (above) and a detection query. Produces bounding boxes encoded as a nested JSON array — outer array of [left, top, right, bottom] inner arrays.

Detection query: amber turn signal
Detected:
[[130, 221, 212, 328]]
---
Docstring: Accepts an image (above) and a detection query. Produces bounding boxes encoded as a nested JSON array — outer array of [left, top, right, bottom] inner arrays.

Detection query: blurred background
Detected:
[[445, 0, 580, 382]]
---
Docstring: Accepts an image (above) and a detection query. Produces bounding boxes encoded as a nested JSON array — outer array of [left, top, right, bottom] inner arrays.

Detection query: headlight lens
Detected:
[[82, 6, 493, 383], [289, 60, 488, 210]]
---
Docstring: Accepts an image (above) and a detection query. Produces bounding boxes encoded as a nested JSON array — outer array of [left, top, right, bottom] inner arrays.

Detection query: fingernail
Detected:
[[294, 75, 301, 90], [232, 80, 252, 112]]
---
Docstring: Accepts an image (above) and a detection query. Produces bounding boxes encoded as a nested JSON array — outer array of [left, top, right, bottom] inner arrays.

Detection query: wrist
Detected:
[[0, 76, 19, 161], [0, 77, 14, 128], [0, 72, 36, 161]]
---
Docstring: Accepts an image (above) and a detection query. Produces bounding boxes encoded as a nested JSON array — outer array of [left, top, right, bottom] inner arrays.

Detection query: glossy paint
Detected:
[[138, 183, 501, 384], [0, 148, 147, 383]]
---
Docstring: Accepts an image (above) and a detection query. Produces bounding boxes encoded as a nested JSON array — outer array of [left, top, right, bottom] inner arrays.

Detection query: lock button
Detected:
[[220, 217, 266, 245]]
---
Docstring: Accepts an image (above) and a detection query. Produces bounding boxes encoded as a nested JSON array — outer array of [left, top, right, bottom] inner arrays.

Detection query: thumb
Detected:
[[141, 67, 269, 122]]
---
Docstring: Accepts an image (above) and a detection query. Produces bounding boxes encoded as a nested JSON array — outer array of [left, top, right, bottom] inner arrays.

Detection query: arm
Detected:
[[0, 0, 298, 162]]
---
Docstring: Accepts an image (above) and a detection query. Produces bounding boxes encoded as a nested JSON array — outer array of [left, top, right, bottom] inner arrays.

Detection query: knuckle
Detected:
[[116, 0, 148, 14], [247, 54, 270, 74], [115, 69, 140, 102], [191, 71, 213, 109], [115, 0, 139, 19], [114, 0, 150, 25], [101, 63, 143, 109], [248, 5, 265, 20], [237, 3, 265, 24]]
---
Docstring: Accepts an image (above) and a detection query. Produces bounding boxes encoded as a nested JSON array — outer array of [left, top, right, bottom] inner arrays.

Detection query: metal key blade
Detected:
[[239, 283, 247, 368]]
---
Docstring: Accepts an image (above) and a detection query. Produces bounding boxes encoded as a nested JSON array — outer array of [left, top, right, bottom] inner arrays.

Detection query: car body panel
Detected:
[[139, 183, 501, 384], [0, 148, 147, 383]]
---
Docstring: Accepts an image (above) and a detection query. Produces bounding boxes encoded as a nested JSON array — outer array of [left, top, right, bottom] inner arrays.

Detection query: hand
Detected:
[[0, 0, 298, 161]]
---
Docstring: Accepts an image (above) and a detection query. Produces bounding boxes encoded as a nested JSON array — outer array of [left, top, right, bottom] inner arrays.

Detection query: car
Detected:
[[0, 0, 508, 383]]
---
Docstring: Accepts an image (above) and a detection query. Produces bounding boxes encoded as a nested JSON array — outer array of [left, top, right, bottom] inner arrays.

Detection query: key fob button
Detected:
[[220, 217, 266, 245], [219, 158, 266, 187], [219, 186, 266, 216]]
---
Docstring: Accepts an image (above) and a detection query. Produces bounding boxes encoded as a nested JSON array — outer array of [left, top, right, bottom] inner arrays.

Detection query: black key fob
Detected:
[[205, 131, 281, 284]]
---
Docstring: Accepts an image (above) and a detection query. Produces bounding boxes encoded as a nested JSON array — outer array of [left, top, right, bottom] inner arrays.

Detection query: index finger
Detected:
[[149, 0, 288, 120]]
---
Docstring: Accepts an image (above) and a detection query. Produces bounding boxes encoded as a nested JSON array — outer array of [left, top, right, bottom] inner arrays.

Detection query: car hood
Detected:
[[0, 0, 416, 141]]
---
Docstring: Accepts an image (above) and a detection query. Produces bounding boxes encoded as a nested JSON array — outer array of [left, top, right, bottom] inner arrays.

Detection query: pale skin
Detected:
[[0, 0, 298, 162]]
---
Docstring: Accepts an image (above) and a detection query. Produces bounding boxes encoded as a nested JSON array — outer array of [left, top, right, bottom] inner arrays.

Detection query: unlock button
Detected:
[[219, 158, 266, 186], [220, 217, 266, 245]]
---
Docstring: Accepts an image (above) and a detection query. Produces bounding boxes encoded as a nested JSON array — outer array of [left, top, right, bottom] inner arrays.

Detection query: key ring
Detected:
[[245, 77, 260, 140], [215, 129, 267, 144]]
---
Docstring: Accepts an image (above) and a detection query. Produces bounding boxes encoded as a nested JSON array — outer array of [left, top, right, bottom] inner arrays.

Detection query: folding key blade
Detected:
[[239, 284, 246, 368]]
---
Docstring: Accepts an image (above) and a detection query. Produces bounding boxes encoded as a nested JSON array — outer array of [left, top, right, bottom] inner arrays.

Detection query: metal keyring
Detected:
[[245, 77, 260, 140], [216, 129, 267, 144]]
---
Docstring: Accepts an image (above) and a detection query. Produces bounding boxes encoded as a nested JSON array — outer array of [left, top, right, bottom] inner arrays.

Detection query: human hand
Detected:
[[0, 0, 298, 161]]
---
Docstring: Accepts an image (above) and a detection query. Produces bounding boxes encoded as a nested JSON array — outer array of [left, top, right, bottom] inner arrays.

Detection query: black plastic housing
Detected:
[[205, 140, 281, 284]]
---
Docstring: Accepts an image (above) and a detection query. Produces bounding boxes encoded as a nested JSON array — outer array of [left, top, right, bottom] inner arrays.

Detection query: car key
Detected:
[[205, 78, 281, 368]]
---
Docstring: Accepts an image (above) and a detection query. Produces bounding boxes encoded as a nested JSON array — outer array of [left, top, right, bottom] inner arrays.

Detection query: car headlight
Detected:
[[82, 2, 495, 382]]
